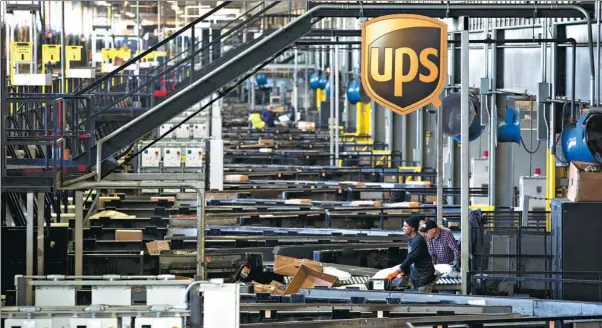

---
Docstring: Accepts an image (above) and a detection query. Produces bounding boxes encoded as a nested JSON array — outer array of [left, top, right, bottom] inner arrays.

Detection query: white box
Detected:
[[185, 148, 203, 167], [6, 319, 53, 328], [193, 123, 209, 139], [135, 317, 183, 328], [175, 124, 190, 139], [141, 148, 161, 168], [470, 158, 489, 205], [163, 148, 182, 168], [70, 318, 118, 328], [159, 124, 174, 139], [519, 176, 546, 211]]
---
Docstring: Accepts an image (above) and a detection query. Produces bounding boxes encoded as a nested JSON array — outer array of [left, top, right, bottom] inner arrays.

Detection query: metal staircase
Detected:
[[68, 1, 316, 176]]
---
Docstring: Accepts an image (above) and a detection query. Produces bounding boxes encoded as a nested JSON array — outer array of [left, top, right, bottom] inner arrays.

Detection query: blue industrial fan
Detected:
[[440, 92, 485, 143], [560, 111, 602, 163]]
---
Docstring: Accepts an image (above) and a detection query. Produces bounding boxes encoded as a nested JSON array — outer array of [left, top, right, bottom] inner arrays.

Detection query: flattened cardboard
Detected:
[[146, 240, 170, 255], [273, 255, 323, 277], [283, 265, 338, 295]]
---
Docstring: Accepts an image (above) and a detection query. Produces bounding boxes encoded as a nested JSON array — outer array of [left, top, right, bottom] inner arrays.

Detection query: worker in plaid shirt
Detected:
[[419, 220, 460, 270]]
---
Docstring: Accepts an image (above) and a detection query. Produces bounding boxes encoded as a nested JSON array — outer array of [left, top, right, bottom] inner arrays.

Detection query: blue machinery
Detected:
[[560, 110, 602, 163]]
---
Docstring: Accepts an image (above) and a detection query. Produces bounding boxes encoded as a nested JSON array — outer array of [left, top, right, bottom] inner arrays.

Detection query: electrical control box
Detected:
[[193, 123, 209, 139], [159, 124, 174, 139], [519, 176, 546, 211], [185, 148, 204, 168], [175, 124, 190, 139], [5, 319, 53, 328], [163, 148, 182, 168], [141, 148, 161, 168], [70, 318, 119, 328], [135, 317, 183, 328], [470, 157, 489, 205]]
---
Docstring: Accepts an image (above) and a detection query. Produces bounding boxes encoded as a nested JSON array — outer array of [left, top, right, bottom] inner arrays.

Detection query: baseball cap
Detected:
[[404, 217, 420, 230], [419, 220, 438, 233]]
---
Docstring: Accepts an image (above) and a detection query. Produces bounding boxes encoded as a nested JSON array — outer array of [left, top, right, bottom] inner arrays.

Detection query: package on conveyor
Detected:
[[146, 240, 171, 255], [224, 174, 249, 182], [350, 200, 383, 207], [252, 281, 286, 295], [115, 229, 143, 241], [284, 199, 313, 205], [90, 210, 135, 219], [297, 121, 316, 132], [273, 255, 323, 276], [567, 161, 602, 201]]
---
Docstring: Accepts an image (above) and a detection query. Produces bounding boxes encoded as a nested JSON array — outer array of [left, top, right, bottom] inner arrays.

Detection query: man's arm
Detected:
[[445, 230, 461, 264], [399, 238, 428, 274], [426, 239, 437, 264]]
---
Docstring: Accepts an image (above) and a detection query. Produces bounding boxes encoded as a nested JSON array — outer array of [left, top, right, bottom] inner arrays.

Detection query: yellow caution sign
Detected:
[[116, 48, 131, 60], [66, 46, 82, 61], [102, 48, 118, 60], [42, 44, 61, 63], [11, 42, 32, 63]]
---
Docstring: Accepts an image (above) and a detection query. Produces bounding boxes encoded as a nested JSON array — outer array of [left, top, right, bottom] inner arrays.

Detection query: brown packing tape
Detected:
[[284, 265, 338, 295], [273, 255, 323, 277]]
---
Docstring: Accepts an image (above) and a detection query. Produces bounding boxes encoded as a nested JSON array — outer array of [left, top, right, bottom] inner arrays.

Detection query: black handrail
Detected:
[[74, 1, 232, 96]]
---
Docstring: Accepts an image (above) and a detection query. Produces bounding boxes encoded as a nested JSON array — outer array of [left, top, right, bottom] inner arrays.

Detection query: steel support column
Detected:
[[75, 190, 83, 276], [329, 45, 335, 166], [293, 47, 299, 122], [488, 29, 499, 207], [334, 42, 340, 165], [37, 193, 44, 275], [26, 193, 34, 303], [460, 17, 470, 295]]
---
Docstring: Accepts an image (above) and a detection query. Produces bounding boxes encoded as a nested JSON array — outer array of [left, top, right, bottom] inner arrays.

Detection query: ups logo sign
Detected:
[[361, 14, 448, 115]]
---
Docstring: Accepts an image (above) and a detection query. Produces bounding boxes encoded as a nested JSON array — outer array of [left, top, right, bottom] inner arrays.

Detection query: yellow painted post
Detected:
[[363, 102, 372, 136], [545, 149, 556, 232]]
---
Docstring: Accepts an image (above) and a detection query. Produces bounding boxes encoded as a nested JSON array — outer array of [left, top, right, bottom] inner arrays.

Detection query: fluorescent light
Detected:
[[125, 12, 135, 18], [97, 1, 112, 7]]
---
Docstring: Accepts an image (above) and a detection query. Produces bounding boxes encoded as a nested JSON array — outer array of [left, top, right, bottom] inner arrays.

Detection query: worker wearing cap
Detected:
[[387, 217, 436, 292], [420, 220, 460, 271]]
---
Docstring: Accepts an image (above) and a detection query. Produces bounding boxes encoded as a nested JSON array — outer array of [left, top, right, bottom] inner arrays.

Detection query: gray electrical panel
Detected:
[[551, 199, 602, 302]]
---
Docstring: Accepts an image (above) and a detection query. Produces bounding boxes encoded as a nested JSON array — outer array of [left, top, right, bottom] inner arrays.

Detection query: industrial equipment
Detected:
[[440, 92, 485, 142], [560, 110, 602, 163]]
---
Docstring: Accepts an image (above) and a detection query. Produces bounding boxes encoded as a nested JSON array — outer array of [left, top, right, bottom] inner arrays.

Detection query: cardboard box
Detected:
[[146, 240, 170, 255], [224, 174, 249, 181], [350, 200, 383, 207], [568, 161, 602, 201], [297, 121, 316, 132], [284, 199, 312, 205], [252, 281, 286, 295], [273, 255, 323, 277], [150, 196, 175, 202], [115, 230, 143, 241], [284, 265, 338, 295]]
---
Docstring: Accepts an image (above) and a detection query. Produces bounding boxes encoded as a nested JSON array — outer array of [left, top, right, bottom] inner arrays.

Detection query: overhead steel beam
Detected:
[[308, 3, 594, 18], [308, 29, 361, 37]]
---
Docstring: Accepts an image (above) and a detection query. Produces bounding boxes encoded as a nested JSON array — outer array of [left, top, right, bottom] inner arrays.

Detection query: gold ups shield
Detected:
[[361, 15, 448, 115]]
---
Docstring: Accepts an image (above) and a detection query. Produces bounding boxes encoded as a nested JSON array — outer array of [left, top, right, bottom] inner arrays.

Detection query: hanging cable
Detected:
[[521, 136, 541, 154]]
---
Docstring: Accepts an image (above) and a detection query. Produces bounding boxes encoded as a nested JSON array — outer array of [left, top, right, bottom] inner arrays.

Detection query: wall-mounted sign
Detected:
[[66, 46, 82, 61], [42, 44, 61, 62], [361, 14, 448, 115], [11, 42, 32, 63]]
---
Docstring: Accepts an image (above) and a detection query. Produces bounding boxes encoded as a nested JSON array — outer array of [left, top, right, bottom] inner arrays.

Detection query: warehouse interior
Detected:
[[3, 0, 602, 327]]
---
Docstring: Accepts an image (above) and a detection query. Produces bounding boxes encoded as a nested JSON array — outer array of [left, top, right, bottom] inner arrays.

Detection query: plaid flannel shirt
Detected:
[[426, 228, 460, 265]]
